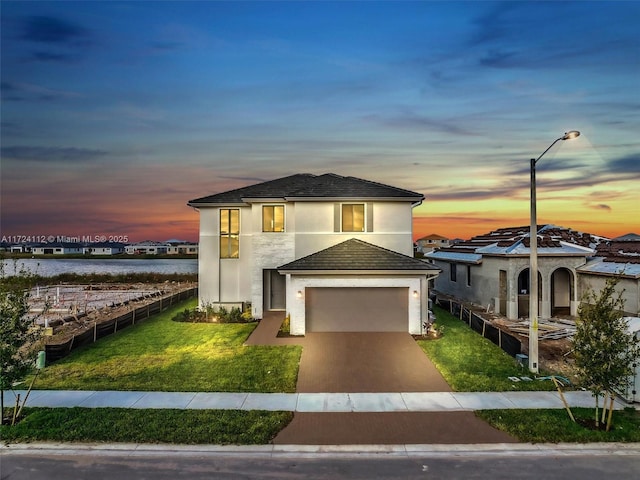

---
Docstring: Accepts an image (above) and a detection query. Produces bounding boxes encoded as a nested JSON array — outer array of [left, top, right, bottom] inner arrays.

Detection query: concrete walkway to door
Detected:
[[245, 312, 451, 393]]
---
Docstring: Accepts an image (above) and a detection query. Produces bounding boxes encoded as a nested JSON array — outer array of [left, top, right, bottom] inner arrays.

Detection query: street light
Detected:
[[528, 130, 580, 373]]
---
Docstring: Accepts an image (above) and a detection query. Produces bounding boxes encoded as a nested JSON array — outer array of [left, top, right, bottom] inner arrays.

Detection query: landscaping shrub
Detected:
[[172, 305, 253, 323]]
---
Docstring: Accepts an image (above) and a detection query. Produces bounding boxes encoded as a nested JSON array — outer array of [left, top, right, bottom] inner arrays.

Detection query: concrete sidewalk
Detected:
[[5, 389, 637, 412]]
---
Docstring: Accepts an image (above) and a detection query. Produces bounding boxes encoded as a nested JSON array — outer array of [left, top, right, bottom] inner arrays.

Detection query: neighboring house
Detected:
[[577, 235, 640, 316], [125, 241, 169, 255], [166, 242, 199, 255], [84, 242, 126, 255], [415, 233, 450, 254], [9, 243, 38, 253], [32, 242, 84, 255], [187, 173, 440, 335], [426, 225, 605, 320]]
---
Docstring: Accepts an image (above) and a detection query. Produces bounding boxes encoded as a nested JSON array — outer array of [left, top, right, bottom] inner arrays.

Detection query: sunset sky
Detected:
[[1, 1, 638, 243]]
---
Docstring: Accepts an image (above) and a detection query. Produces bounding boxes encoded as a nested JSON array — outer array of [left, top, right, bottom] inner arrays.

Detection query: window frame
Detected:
[[220, 208, 240, 259], [262, 205, 285, 233], [341, 203, 365, 233]]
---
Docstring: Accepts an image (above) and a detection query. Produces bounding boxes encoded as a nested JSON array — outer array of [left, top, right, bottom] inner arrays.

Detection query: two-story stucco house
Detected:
[[426, 225, 605, 320], [415, 233, 450, 254], [187, 173, 439, 335]]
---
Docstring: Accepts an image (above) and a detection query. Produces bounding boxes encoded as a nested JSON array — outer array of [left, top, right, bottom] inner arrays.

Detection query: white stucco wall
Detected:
[[578, 274, 640, 317], [293, 201, 414, 257], [286, 275, 427, 335], [196, 198, 419, 316], [197, 205, 252, 307]]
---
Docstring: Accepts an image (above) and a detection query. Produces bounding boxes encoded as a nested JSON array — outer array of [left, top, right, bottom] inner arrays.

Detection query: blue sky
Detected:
[[1, 1, 638, 242]]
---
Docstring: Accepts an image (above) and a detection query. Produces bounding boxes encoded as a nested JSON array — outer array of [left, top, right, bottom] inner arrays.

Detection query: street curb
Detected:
[[2, 442, 640, 457]]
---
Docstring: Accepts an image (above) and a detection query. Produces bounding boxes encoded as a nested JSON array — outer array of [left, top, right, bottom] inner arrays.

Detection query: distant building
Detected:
[[415, 233, 450, 254], [125, 240, 169, 255], [84, 242, 126, 255], [166, 242, 198, 255], [32, 242, 83, 255]]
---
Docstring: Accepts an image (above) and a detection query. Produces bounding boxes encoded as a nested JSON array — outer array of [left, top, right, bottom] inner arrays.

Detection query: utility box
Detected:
[[620, 317, 640, 403]]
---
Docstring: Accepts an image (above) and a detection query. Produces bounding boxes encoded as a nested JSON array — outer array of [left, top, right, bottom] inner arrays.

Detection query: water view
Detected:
[[1, 258, 198, 277]]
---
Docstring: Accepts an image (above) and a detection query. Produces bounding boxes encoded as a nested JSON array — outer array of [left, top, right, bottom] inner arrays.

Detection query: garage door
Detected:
[[306, 287, 408, 332]]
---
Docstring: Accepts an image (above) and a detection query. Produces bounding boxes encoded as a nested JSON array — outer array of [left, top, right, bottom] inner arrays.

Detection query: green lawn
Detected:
[[477, 408, 640, 443], [35, 299, 302, 392], [0, 408, 292, 444], [417, 306, 556, 392]]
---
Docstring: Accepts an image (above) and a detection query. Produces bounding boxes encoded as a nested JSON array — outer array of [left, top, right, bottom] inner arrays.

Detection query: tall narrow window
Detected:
[[341, 203, 365, 232], [220, 209, 239, 258], [262, 205, 285, 232], [466, 265, 472, 286], [450, 263, 457, 282]]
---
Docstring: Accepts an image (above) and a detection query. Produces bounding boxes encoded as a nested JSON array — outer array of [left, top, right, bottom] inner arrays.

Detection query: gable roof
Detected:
[[278, 238, 439, 273], [417, 233, 449, 241], [187, 173, 424, 206]]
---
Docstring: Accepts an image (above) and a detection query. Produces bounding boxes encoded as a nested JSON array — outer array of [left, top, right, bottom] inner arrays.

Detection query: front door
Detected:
[[264, 269, 286, 310]]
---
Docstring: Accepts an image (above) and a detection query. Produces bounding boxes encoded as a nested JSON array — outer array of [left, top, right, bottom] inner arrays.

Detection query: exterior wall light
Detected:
[[412, 290, 419, 298], [296, 290, 303, 298]]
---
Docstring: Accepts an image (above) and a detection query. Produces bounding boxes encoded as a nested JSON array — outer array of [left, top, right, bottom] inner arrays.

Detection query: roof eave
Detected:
[[283, 196, 424, 202], [278, 268, 440, 275], [187, 201, 249, 207]]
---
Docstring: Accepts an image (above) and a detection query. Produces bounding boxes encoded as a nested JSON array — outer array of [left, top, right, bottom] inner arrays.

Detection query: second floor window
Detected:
[[342, 203, 365, 232], [220, 208, 239, 258], [262, 205, 285, 232], [450, 263, 457, 282]]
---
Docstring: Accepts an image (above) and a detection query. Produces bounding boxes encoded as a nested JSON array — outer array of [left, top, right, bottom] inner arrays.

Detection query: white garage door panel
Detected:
[[306, 287, 408, 332]]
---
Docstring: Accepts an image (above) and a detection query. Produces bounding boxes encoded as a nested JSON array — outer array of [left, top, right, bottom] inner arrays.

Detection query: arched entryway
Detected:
[[551, 268, 574, 317], [517, 268, 542, 318]]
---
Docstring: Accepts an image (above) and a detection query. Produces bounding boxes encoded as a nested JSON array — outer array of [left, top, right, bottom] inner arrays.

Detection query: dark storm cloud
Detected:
[[364, 111, 476, 136], [426, 184, 521, 202], [1, 146, 108, 163], [30, 51, 78, 63], [21, 15, 89, 44], [605, 154, 640, 174], [16, 15, 93, 64], [0, 81, 78, 102], [593, 204, 612, 211]]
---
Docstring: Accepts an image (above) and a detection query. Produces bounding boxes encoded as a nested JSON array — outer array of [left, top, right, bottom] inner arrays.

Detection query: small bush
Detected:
[[171, 308, 210, 323], [278, 314, 291, 336], [172, 305, 253, 323]]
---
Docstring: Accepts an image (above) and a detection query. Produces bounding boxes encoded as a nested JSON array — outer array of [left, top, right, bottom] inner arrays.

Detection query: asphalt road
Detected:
[[2, 449, 639, 480]]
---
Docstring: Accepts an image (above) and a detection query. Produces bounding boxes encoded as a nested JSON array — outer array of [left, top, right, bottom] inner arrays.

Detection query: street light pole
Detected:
[[528, 130, 580, 373]]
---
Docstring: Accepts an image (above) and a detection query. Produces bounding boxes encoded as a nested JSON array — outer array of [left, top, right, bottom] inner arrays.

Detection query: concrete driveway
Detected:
[[246, 313, 451, 393], [296, 332, 451, 393], [248, 313, 517, 445]]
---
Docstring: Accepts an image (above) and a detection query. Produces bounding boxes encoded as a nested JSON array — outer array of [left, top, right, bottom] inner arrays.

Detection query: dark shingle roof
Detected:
[[278, 238, 439, 272], [188, 173, 423, 205]]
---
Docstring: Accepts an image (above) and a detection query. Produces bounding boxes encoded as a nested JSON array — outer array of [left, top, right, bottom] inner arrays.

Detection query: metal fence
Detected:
[[434, 296, 522, 358], [45, 287, 197, 363]]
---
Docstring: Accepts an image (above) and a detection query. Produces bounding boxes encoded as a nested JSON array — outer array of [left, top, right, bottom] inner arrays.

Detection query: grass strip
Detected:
[[1, 408, 292, 444], [417, 306, 556, 392], [477, 407, 640, 443], [35, 299, 302, 393]]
